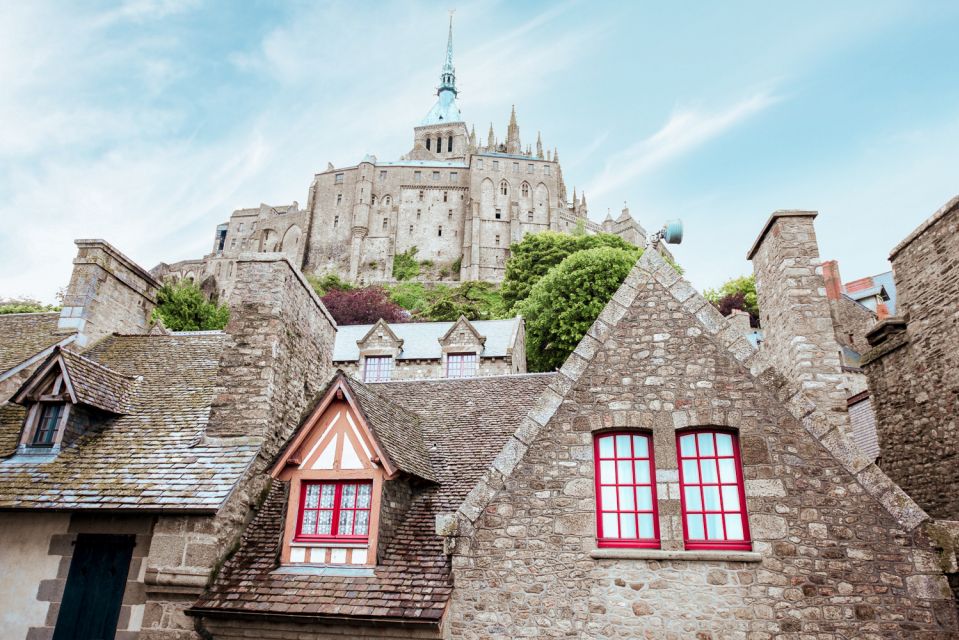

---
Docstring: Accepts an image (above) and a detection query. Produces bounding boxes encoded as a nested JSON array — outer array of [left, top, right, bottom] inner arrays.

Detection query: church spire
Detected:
[[438, 12, 457, 97], [536, 132, 544, 159], [487, 123, 495, 149], [506, 105, 521, 154]]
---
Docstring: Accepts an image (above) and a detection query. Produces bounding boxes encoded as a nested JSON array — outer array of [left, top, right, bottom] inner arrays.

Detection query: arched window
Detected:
[[521, 182, 530, 198], [447, 135, 453, 152], [594, 432, 659, 548], [677, 430, 750, 550], [436, 136, 442, 151], [383, 195, 391, 206], [426, 138, 431, 151], [500, 180, 509, 196]]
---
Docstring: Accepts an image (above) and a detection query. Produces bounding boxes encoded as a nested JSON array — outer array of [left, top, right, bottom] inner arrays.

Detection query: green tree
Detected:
[[387, 281, 507, 321], [0, 298, 60, 314], [501, 231, 636, 311], [704, 275, 758, 325], [518, 246, 640, 372], [392, 247, 420, 281], [152, 281, 230, 331]]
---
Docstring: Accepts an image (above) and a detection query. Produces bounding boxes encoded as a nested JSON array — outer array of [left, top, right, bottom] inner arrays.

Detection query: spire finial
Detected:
[[438, 11, 457, 96]]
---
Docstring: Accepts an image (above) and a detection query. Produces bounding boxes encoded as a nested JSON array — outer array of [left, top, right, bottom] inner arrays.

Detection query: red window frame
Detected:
[[445, 352, 477, 378], [677, 429, 751, 551], [363, 356, 392, 382], [295, 480, 373, 543], [593, 431, 660, 548]]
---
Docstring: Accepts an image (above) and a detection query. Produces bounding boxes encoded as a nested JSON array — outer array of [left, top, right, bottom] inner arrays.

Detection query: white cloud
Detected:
[[586, 92, 781, 201]]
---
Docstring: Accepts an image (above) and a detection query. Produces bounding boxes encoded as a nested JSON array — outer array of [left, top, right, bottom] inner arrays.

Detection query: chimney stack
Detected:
[[821, 259, 843, 301]]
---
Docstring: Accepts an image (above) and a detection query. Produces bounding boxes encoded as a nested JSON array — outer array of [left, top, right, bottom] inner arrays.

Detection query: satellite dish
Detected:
[[663, 219, 683, 244]]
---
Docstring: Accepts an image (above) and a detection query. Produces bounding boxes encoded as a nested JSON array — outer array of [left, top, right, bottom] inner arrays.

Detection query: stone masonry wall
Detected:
[[58, 240, 159, 348], [142, 255, 338, 640], [863, 196, 959, 520], [449, 250, 956, 638]]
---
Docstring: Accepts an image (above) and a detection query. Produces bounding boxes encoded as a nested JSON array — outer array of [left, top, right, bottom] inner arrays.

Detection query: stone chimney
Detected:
[[58, 239, 160, 347], [747, 211, 849, 433], [821, 259, 843, 301], [203, 254, 337, 455]]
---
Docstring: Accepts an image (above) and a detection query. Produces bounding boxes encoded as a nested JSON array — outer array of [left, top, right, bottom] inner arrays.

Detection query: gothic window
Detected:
[[384, 195, 391, 206], [426, 138, 431, 151], [32, 403, 64, 446], [414, 171, 422, 182], [296, 481, 372, 542], [446, 353, 477, 378], [438, 225, 443, 237], [594, 432, 659, 548], [495, 209, 502, 220], [512, 162, 519, 173], [443, 191, 448, 202], [500, 181, 508, 196], [521, 183, 530, 198], [363, 356, 393, 383], [677, 430, 750, 550], [448, 136, 453, 152], [334, 173, 344, 184]]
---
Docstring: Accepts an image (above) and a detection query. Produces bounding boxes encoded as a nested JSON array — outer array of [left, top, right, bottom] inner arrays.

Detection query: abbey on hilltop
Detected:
[[153, 17, 649, 294]]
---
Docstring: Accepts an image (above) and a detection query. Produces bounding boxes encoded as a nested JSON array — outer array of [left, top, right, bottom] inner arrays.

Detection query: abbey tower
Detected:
[[155, 17, 649, 294]]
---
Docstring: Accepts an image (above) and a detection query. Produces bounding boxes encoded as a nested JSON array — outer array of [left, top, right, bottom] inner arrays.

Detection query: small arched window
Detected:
[[447, 135, 453, 152], [521, 182, 530, 198], [371, 195, 377, 206], [500, 180, 509, 196], [384, 195, 392, 206], [426, 138, 431, 151]]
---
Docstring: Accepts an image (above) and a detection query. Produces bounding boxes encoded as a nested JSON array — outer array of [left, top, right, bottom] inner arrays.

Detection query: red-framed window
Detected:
[[677, 430, 751, 550], [363, 356, 392, 382], [295, 481, 373, 542], [446, 352, 477, 378], [594, 432, 659, 548]]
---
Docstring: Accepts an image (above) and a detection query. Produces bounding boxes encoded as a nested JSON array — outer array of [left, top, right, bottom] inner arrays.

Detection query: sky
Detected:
[[1, 0, 958, 303]]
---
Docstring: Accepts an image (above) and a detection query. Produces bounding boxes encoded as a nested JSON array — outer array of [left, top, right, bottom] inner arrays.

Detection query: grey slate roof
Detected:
[[0, 312, 74, 373], [0, 333, 258, 511], [57, 348, 138, 414], [333, 317, 521, 362]]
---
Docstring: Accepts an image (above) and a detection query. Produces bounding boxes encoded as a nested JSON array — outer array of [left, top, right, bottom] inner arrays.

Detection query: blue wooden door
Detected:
[[52, 534, 135, 640]]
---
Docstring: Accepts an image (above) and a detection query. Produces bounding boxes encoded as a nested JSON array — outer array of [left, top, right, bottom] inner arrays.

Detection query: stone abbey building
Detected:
[[153, 18, 649, 294]]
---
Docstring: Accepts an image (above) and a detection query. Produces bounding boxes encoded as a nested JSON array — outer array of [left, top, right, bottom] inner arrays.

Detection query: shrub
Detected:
[[152, 281, 230, 331], [0, 298, 60, 314], [392, 247, 420, 281], [307, 272, 354, 296], [705, 275, 759, 327], [321, 287, 410, 325]]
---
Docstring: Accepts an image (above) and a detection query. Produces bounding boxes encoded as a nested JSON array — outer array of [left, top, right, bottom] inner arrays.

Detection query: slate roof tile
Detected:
[[193, 373, 555, 624], [0, 312, 73, 373]]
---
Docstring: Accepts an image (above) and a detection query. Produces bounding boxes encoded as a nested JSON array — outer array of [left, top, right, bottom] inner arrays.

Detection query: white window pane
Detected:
[[619, 513, 637, 539], [700, 459, 718, 484], [320, 484, 335, 508], [632, 435, 648, 457], [355, 510, 370, 536], [635, 486, 652, 511], [600, 461, 616, 484], [682, 459, 700, 483], [716, 433, 734, 456], [703, 486, 721, 510], [679, 434, 697, 457], [617, 460, 633, 484], [686, 514, 705, 539], [341, 484, 356, 508], [598, 436, 614, 458], [601, 486, 618, 510], [317, 509, 332, 535], [634, 460, 650, 484], [684, 486, 702, 511], [615, 434, 631, 457], [301, 509, 317, 535], [357, 484, 372, 509], [337, 509, 352, 535], [602, 513, 619, 538], [722, 485, 740, 511], [304, 484, 320, 509], [697, 433, 715, 456], [638, 514, 655, 539], [719, 458, 738, 483], [724, 514, 744, 540], [618, 486, 635, 510], [705, 514, 724, 539]]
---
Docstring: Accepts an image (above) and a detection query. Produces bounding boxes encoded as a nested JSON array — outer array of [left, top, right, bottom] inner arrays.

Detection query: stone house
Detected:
[[332, 316, 526, 382], [2, 203, 959, 638]]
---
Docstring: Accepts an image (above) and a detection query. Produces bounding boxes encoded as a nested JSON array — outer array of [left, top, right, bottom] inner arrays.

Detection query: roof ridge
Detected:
[[343, 374, 425, 425]]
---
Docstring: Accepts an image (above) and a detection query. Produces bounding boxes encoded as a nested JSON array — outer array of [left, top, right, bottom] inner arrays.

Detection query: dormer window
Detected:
[[363, 356, 393, 382], [32, 403, 64, 447], [446, 352, 477, 378], [296, 481, 372, 543]]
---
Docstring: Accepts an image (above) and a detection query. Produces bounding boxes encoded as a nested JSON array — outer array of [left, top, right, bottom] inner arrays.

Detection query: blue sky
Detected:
[[1, 0, 958, 303]]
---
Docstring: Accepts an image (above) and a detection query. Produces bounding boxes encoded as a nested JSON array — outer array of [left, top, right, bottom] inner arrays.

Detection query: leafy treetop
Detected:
[[704, 274, 759, 327], [152, 281, 230, 331]]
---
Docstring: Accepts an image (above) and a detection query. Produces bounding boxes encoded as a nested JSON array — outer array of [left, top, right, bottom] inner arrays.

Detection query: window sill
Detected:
[[590, 548, 762, 563], [290, 541, 368, 549], [273, 565, 375, 577]]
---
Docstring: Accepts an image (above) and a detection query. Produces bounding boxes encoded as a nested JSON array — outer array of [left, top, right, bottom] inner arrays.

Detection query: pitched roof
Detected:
[[0, 333, 259, 510], [0, 312, 74, 374], [20, 348, 138, 415], [333, 318, 521, 362], [192, 373, 555, 624]]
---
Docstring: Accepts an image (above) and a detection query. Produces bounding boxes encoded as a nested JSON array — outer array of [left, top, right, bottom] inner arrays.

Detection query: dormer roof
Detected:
[[438, 315, 486, 351], [333, 317, 521, 362]]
